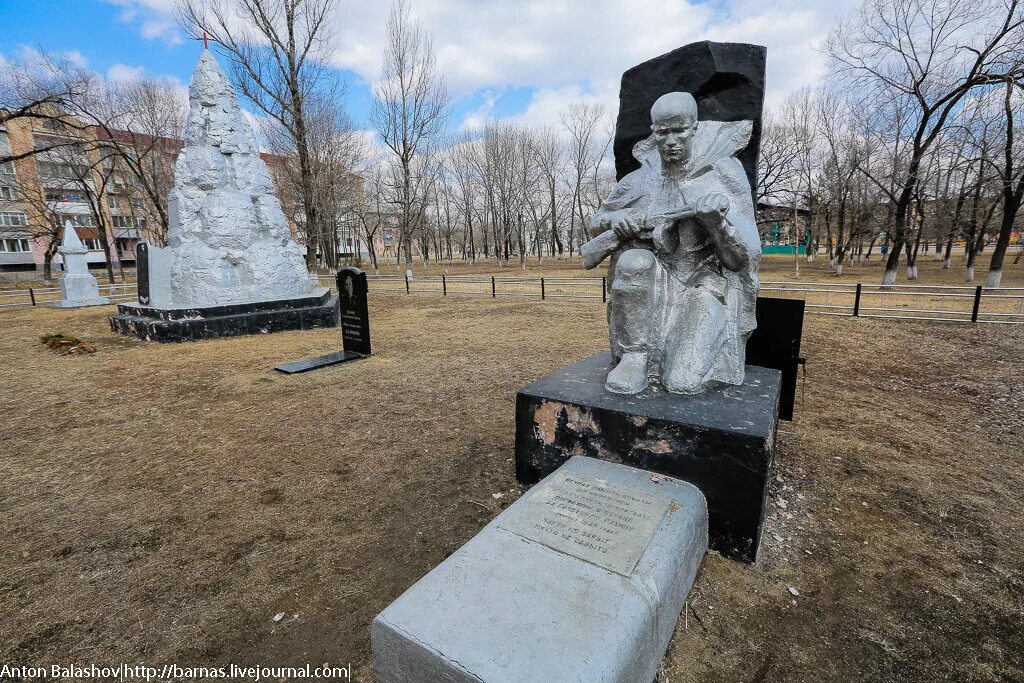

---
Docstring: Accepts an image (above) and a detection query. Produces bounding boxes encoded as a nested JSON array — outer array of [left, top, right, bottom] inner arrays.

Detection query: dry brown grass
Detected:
[[1, 291, 1022, 681]]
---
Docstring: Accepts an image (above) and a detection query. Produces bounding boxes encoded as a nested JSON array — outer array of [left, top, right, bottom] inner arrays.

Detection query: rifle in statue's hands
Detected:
[[581, 205, 697, 269]]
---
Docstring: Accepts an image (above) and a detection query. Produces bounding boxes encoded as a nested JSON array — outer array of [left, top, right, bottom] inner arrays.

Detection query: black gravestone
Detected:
[[273, 267, 370, 374], [515, 353, 781, 563], [614, 41, 766, 195], [136, 242, 150, 305], [338, 267, 371, 356], [745, 297, 805, 421]]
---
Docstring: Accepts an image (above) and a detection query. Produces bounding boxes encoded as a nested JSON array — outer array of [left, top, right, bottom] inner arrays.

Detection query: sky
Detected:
[[0, 0, 858, 135]]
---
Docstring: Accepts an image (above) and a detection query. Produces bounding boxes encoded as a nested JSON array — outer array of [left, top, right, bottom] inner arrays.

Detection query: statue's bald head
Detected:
[[650, 92, 697, 170], [651, 92, 697, 126]]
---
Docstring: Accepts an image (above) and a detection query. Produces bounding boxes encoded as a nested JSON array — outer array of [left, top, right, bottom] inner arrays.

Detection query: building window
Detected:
[[0, 186, 14, 200], [0, 238, 31, 252], [0, 132, 14, 178], [115, 238, 135, 255], [45, 189, 88, 203], [108, 195, 119, 209], [38, 161, 89, 180], [113, 215, 147, 229], [0, 211, 27, 227], [82, 238, 101, 250], [53, 214, 96, 229], [131, 198, 144, 210]]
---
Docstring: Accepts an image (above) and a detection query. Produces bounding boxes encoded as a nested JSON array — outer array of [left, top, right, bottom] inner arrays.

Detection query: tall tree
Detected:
[[177, 0, 340, 270], [986, 77, 1024, 287], [370, 0, 449, 278]]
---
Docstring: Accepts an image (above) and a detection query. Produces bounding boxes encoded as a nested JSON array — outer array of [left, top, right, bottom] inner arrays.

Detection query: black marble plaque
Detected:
[[746, 297, 805, 421], [136, 242, 150, 305], [275, 350, 364, 374], [337, 267, 371, 356]]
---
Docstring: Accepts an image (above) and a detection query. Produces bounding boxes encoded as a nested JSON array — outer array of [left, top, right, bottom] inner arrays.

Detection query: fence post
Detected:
[[971, 285, 983, 322], [491, 276, 496, 298], [405, 274, 410, 294], [442, 275, 447, 297], [29, 287, 36, 306], [853, 283, 862, 317], [541, 277, 545, 300], [602, 277, 607, 303]]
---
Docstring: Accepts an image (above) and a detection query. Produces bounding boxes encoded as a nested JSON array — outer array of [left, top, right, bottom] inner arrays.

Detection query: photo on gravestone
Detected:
[[338, 267, 371, 357], [136, 242, 150, 306]]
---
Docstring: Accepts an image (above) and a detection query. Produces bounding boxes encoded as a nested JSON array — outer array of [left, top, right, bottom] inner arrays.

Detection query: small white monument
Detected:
[[53, 221, 109, 308]]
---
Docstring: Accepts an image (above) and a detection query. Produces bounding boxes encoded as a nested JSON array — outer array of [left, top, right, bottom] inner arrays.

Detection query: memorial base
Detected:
[[53, 297, 110, 308], [373, 456, 707, 683], [515, 351, 781, 563], [109, 289, 338, 342], [274, 350, 366, 374]]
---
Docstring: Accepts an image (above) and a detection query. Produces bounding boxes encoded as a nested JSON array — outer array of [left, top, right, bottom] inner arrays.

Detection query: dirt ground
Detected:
[[1, 288, 1022, 681]]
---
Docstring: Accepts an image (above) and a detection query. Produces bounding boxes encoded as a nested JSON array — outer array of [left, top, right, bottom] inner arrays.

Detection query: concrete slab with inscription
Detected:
[[371, 456, 708, 683]]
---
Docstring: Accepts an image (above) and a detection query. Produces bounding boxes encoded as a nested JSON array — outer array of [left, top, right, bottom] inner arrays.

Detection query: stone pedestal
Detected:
[[372, 456, 708, 683], [109, 289, 338, 342], [515, 352, 780, 563], [54, 273, 109, 308]]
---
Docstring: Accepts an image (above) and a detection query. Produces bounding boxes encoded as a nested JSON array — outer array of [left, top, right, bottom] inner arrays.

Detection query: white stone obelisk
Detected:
[[54, 220, 109, 308], [144, 49, 315, 308]]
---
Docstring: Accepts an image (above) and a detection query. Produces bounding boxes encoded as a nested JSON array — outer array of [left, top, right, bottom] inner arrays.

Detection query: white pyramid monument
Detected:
[[147, 49, 315, 307], [109, 50, 338, 341], [54, 221, 109, 308]]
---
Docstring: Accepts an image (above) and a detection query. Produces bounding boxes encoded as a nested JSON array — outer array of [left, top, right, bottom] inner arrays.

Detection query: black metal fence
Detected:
[[4, 275, 1023, 324]]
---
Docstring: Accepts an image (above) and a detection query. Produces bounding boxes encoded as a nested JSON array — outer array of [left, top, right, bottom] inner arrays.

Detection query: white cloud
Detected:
[[107, 63, 146, 82], [63, 50, 89, 69], [458, 89, 502, 132], [102, 0, 858, 118]]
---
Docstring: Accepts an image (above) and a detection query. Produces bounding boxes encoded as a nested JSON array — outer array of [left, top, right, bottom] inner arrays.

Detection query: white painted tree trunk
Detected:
[[882, 268, 897, 286], [965, 266, 974, 282], [943, 258, 951, 270], [406, 268, 414, 280], [835, 263, 844, 276], [933, 251, 943, 261], [986, 269, 1002, 288]]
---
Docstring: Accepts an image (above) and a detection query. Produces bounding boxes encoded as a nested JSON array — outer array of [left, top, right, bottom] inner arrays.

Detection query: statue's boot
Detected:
[[606, 248, 657, 394], [606, 351, 649, 393]]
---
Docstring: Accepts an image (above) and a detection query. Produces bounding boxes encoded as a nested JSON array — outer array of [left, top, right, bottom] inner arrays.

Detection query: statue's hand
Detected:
[[695, 193, 730, 226], [609, 214, 643, 240]]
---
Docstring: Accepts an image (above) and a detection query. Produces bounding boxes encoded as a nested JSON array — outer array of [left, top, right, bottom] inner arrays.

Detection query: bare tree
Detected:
[[370, 0, 449, 278], [828, 0, 1024, 285], [986, 77, 1024, 286], [561, 102, 609, 255], [0, 49, 93, 165], [177, 0, 340, 270], [88, 77, 186, 245]]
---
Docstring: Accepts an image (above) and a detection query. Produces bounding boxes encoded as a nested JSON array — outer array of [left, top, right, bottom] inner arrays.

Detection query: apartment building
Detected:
[[0, 114, 162, 277]]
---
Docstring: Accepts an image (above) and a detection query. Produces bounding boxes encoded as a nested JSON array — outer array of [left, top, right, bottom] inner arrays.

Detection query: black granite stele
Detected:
[[614, 41, 766, 193], [109, 289, 339, 342], [274, 267, 372, 374], [515, 352, 781, 563]]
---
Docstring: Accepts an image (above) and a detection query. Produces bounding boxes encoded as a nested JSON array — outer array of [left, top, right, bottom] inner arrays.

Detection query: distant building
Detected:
[[0, 114, 329, 277]]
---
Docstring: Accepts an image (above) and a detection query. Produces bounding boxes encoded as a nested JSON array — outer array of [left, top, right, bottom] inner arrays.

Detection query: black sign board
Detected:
[[745, 297, 805, 421], [136, 242, 150, 305], [337, 267, 371, 356]]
